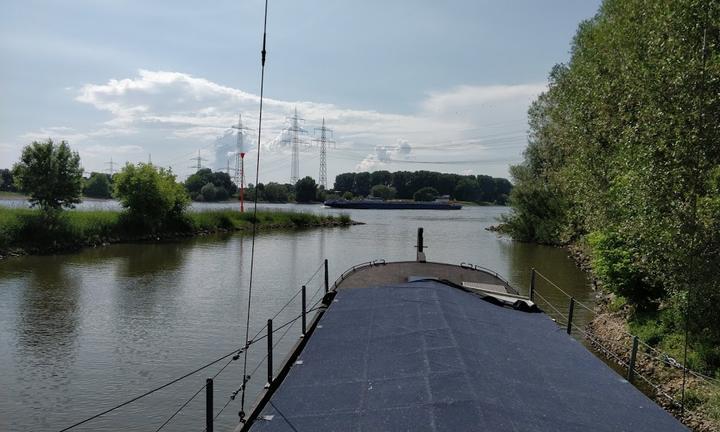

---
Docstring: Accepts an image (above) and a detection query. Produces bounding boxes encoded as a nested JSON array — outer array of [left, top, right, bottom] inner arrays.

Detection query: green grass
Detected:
[[0, 207, 352, 254], [186, 210, 348, 231], [0, 208, 121, 251], [626, 308, 720, 426]]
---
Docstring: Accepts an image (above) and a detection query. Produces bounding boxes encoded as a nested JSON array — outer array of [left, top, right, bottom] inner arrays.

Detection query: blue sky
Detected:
[[0, 0, 601, 183]]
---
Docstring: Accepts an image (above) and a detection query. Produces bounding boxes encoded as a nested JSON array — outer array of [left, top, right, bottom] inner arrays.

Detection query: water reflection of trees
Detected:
[[14, 257, 82, 380], [111, 242, 191, 324], [498, 239, 595, 328], [118, 242, 188, 278], [499, 239, 590, 297]]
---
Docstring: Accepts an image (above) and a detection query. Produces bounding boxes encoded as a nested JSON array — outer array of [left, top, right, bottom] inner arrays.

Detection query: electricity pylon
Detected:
[[105, 157, 116, 175], [283, 107, 307, 183], [190, 150, 207, 171], [231, 113, 252, 212], [313, 118, 335, 189]]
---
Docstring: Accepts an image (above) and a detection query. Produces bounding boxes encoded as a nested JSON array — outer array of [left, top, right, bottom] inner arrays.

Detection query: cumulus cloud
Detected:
[[17, 69, 540, 179], [356, 139, 413, 172], [422, 83, 546, 115]]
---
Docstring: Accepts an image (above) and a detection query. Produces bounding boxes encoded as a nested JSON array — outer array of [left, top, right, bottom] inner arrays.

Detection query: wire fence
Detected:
[[531, 269, 718, 426], [206, 262, 330, 429], [56, 260, 332, 432]]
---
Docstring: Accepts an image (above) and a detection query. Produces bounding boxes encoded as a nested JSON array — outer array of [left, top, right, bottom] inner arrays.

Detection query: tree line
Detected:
[[243, 177, 325, 203], [5, 142, 510, 207], [3, 142, 327, 208], [504, 0, 720, 372], [332, 170, 512, 204]]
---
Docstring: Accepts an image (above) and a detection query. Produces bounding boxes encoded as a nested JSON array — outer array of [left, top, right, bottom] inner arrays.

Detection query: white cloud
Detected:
[[16, 69, 538, 179], [20, 126, 135, 144], [422, 83, 546, 115], [356, 139, 413, 172], [83, 144, 144, 155]]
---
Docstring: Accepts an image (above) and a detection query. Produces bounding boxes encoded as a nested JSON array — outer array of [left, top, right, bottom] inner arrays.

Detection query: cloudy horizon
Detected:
[[1, 0, 601, 184]]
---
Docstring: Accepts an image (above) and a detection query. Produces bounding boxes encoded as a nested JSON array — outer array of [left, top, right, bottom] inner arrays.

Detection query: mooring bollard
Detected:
[[529, 268, 536, 301], [628, 335, 639, 382], [416, 227, 427, 262], [266, 319, 273, 387], [301, 285, 307, 336], [206, 378, 213, 432], [324, 259, 329, 293], [566, 297, 575, 335]]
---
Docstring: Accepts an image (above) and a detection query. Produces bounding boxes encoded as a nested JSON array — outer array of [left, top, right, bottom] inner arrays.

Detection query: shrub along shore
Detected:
[[0, 208, 354, 257]]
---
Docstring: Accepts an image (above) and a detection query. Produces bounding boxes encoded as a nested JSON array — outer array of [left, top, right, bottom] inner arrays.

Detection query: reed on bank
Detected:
[[0, 208, 353, 255]]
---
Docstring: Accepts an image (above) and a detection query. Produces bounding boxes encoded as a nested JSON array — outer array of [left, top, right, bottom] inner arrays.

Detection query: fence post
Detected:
[[266, 319, 273, 387], [324, 259, 329, 293], [301, 285, 307, 337], [206, 378, 213, 432], [628, 336, 639, 382], [566, 297, 575, 335], [529, 268, 536, 301]]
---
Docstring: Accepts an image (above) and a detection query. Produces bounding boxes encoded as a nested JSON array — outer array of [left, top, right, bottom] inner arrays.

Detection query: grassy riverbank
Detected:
[[0, 208, 353, 256], [562, 242, 720, 431], [587, 311, 720, 432]]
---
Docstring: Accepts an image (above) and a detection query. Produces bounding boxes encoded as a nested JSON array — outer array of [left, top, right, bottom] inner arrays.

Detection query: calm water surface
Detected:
[[0, 205, 592, 431]]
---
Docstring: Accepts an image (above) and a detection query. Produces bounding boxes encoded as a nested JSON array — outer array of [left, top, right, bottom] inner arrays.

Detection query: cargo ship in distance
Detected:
[[324, 195, 462, 210]]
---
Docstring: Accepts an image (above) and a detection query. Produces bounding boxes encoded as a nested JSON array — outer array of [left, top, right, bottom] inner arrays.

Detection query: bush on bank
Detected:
[[114, 163, 190, 233]]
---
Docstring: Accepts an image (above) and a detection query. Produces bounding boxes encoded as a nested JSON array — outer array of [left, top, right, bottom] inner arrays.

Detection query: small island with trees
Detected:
[[0, 140, 353, 257]]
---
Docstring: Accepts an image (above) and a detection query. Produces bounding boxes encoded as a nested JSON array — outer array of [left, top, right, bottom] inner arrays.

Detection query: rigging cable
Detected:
[[239, 0, 270, 423], [154, 355, 238, 432], [56, 347, 243, 432]]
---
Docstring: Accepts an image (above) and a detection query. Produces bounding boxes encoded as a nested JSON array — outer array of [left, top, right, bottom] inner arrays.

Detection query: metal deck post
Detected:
[[267, 319, 273, 387], [324, 259, 329, 293], [530, 268, 536, 301], [628, 336, 639, 382], [206, 378, 213, 432], [566, 298, 575, 335], [301, 285, 307, 336]]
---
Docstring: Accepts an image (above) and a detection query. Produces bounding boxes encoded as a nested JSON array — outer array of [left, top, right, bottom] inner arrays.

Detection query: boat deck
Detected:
[[334, 261, 517, 295], [245, 280, 686, 432]]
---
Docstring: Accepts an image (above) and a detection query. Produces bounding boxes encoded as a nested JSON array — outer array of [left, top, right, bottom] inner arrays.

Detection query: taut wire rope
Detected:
[[239, 0, 270, 422]]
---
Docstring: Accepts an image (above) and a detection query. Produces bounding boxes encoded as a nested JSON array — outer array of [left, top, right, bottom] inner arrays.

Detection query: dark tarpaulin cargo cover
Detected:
[[248, 281, 686, 432]]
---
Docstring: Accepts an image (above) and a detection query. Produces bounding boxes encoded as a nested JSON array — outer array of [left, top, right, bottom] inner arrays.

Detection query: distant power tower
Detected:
[[231, 113, 251, 212], [283, 107, 307, 184], [105, 157, 116, 175], [190, 150, 207, 171], [313, 118, 335, 189]]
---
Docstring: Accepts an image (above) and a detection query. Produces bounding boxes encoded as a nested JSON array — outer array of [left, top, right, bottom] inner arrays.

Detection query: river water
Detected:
[[0, 204, 592, 431]]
